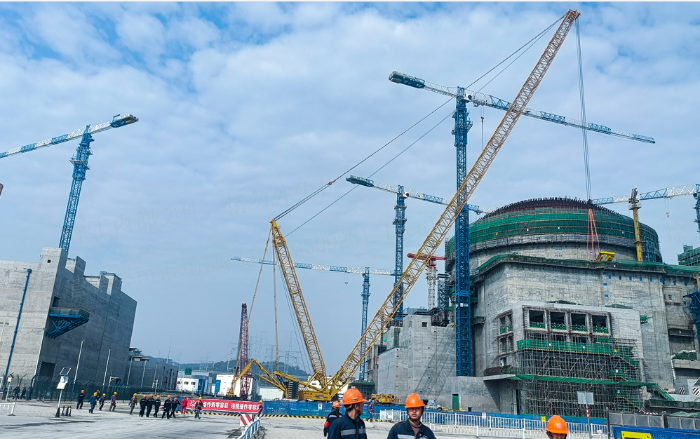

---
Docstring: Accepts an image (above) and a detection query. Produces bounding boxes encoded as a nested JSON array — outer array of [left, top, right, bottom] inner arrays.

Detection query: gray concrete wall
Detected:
[[439, 377, 500, 412], [0, 248, 137, 386]]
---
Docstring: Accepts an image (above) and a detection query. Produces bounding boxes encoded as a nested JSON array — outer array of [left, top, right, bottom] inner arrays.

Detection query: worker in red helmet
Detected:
[[323, 400, 342, 437], [387, 393, 436, 439], [327, 388, 368, 439], [546, 415, 569, 439]]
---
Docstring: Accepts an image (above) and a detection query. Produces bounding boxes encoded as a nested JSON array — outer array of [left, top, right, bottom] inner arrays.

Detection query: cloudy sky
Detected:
[[1, 2, 698, 373]]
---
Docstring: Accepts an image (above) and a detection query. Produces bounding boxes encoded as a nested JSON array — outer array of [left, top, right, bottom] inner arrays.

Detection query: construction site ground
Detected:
[[0, 401, 498, 438]]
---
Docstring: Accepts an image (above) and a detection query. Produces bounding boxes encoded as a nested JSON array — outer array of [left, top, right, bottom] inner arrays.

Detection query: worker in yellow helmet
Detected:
[[387, 393, 436, 439], [327, 388, 367, 439], [546, 415, 569, 439]]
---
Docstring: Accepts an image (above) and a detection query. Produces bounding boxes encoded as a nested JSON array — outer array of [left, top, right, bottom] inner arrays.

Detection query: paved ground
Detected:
[[0, 401, 243, 438], [0, 401, 471, 438]]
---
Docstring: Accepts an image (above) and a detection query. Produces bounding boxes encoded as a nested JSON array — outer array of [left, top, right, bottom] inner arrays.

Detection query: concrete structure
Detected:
[[368, 198, 700, 416], [125, 348, 178, 391], [259, 385, 284, 400], [0, 248, 136, 388], [679, 245, 700, 267]]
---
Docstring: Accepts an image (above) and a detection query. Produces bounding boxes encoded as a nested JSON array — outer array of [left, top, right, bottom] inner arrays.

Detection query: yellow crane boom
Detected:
[[271, 219, 328, 390], [227, 359, 288, 397], [327, 9, 581, 395]]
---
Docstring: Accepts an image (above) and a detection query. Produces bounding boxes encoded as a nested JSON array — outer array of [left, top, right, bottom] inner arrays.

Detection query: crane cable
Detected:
[[575, 18, 600, 260], [282, 14, 567, 234], [234, 230, 271, 375], [287, 109, 455, 236], [273, 98, 455, 221]]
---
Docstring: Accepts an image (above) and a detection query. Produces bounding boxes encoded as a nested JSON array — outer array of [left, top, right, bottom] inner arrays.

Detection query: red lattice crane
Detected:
[[235, 303, 252, 399]]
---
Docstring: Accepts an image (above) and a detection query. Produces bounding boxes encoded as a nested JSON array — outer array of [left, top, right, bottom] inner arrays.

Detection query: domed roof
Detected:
[[483, 197, 616, 220]]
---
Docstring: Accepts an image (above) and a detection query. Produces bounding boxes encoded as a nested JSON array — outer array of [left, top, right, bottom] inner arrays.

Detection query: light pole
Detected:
[[2, 269, 31, 397], [140, 359, 149, 387], [102, 348, 111, 388], [72, 339, 84, 395]]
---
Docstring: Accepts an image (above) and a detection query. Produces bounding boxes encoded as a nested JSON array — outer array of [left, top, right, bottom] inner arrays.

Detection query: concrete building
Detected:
[[125, 348, 178, 391], [368, 198, 700, 416], [215, 373, 256, 397], [0, 248, 136, 388]]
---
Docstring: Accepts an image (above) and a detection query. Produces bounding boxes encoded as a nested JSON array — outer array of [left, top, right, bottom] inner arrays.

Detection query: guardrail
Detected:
[[0, 402, 16, 416], [380, 409, 608, 435], [238, 417, 261, 439]]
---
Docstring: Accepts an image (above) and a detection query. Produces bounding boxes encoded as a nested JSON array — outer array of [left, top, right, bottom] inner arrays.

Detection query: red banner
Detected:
[[185, 399, 263, 414]]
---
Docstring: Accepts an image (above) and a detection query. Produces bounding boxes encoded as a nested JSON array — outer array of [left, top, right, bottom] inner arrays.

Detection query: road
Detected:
[[0, 401, 471, 438]]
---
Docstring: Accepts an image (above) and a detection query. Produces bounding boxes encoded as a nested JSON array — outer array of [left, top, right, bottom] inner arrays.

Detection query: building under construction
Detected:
[[367, 198, 700, 417]]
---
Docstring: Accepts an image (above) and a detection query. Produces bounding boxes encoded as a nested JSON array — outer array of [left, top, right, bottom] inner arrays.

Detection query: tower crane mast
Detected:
[[0, 114, 139, 254], [592, 184, 700, 261], [390, 12, 650, 375], [324, 9, 582, 390], [347, 175, 481, 326]]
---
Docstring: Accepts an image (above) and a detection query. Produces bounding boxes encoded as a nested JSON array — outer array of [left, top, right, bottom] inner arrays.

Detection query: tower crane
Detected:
[[317, 9, 582, 389], [0, 114, 139, 254], [232, 251, 394, 386], [390, 18, 652, 376], [592, 184, 700, 262], [239, 9, 579, 400], [346, 175, 481, 325], [407, 252, 446, 311]]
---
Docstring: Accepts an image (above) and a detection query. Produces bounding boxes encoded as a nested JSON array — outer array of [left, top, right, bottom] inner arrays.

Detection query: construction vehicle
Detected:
[[371, 393, 399, 405], [233, 9, 581, 401]]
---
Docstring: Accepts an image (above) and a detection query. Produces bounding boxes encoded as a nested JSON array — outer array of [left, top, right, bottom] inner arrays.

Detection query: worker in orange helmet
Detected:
[[387, 393, 436, 439], [546, 415, 569, 439], [323, 400, 342, 437], [327, 388, 368, 439]]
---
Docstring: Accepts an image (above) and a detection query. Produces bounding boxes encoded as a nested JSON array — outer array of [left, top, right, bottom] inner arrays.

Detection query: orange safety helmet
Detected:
[[342, 388, 366, 405], [546, 415, 569, 434], [332, 401, 340, 409], [405, 393, 424, 408]]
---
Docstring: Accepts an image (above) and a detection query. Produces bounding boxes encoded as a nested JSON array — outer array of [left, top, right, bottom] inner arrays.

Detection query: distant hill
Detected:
[[175, 359, 309, 378]]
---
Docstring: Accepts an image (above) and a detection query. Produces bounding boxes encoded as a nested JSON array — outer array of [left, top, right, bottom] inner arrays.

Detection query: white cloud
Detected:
[[0, 3, 698, 372]]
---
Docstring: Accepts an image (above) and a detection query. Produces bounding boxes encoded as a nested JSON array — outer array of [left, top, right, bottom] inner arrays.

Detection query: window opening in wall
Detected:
[[571, 313, 587, 332], [421, 321, 428, 328], [52, 297, 60, 307], [529, 310, 545, 329], [551, 333, 568, 342], [592, 315, 608, 334], [572, 335, 588, 344], [550, 312, 566, 331]]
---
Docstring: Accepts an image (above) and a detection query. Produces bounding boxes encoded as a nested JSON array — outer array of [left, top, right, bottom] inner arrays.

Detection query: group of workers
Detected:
[[323, 388, 570, 439], [76, 390, 117, 413]]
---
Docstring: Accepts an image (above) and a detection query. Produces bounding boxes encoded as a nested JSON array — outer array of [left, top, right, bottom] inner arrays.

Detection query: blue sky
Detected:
[[1, 3, 699, 372]]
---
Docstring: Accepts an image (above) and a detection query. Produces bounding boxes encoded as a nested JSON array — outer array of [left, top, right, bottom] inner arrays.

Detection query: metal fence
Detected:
[[238, 417, 261, 439], [7, 378, 188, 403], [610, 411, 700, 432], [0, 402, 16, 416], [380, 409, 608, 435]]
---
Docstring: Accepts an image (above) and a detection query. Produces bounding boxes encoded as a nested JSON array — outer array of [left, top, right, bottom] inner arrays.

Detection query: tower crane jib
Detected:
[[328, 9, 581, 395]]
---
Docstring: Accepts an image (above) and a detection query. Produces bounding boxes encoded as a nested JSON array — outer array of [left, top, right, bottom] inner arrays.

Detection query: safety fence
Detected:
[[380, 409, 608, 436], [612, 426, 700, 439], [238, 417, 261, 439], [0, 402, 16, 416]]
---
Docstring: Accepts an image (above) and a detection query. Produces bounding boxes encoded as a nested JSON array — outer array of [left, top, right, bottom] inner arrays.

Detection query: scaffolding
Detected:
[[511, 333, 652, 418]]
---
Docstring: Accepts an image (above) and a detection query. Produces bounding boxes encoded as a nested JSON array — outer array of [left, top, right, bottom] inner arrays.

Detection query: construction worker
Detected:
[[146, 394, 155, 417], [129, 393, 138, 415], [76, 390, 85, 409], [546, 415, 569, 439], [109, 392, 117, 411], [139, 394, 147, 417], [386, 393, 436, 439], [323, 401, 342, 437], [153, 395, 161, 418], [327, 388, 367, 439]]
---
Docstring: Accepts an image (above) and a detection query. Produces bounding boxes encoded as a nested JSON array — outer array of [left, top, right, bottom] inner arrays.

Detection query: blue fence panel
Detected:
[[613, 426, 700, 439]]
